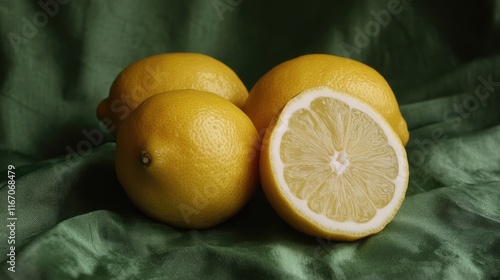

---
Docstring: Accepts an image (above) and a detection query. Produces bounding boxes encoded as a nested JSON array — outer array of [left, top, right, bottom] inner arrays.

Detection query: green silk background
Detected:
[[1, 0, 500, 279]]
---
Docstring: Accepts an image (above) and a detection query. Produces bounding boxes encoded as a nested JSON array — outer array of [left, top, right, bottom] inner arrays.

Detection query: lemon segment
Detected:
[[261, 86, 409, 240]]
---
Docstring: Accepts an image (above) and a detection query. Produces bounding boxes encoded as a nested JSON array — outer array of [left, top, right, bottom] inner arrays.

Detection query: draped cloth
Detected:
[[1, 1, 499, 279]]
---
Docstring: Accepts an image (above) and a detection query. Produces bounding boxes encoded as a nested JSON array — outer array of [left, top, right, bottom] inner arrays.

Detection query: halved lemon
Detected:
[[260, 86, 409, 240]]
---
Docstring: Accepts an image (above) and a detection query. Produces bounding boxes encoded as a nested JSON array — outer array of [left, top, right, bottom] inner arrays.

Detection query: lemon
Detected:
[[97, 52, 248, 135], [115, 90, 259, 229], [244, 54, 409, 145], [260, 86, 409, 240]]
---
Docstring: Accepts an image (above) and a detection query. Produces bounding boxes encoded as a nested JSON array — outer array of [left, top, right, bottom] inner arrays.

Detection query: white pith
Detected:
[[269, 86, 408, 234]]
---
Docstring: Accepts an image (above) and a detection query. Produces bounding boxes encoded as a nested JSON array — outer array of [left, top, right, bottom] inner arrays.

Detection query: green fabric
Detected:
[[1, 0, 500, 279]]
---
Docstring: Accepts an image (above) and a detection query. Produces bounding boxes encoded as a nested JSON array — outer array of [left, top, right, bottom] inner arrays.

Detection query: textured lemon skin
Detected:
[[115, 90, 259, 229], [98, 52, 248, 135], [259, 88, 409, 241], [243, 54, 409, 145]]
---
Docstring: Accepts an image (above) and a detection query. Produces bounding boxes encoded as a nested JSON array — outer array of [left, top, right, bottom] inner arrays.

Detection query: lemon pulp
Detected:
[[261, 86, 409, 239]]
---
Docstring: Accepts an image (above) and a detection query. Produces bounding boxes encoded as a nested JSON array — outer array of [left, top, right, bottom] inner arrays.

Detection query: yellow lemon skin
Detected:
[[243, 54, 409, 145], [115, 90, 259, 229], [97, 52, 248, 135], [259, 87, 409, 241]]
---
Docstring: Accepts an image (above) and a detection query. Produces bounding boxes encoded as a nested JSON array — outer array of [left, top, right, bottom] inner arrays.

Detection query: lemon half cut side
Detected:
[[260, 86, 409, 240]]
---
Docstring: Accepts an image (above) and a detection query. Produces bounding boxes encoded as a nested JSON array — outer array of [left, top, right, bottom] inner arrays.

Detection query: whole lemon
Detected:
[[243, 54, 409, 145], [115, 89, 259, 229], [97, 52, 248, 135]]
